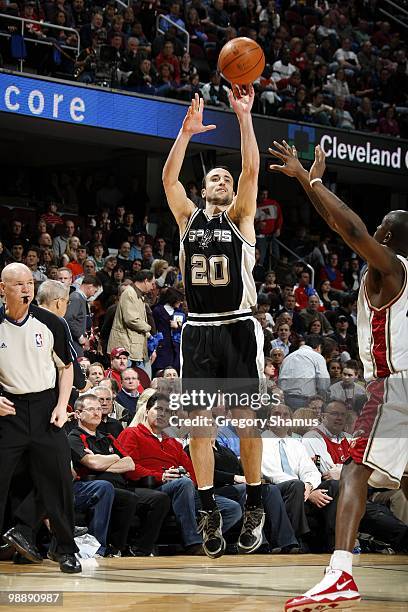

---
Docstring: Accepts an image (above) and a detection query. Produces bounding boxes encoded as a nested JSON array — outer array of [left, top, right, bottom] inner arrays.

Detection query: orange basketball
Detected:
[[218, 37, 265, 85]]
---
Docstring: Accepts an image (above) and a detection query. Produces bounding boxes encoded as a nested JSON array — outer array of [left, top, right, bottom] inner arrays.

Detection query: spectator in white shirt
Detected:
[[272, 49, 296, 82], [333, 38, 360, 74], [262, 404, 338, 551], [278, 335, 330, 409]]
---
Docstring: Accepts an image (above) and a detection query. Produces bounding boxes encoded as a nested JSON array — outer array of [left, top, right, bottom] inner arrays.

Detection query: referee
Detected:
[[0, 263, 80, 573]]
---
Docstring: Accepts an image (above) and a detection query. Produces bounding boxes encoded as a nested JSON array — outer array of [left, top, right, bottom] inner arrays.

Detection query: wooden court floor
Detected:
[[0, 554, 407, 611]]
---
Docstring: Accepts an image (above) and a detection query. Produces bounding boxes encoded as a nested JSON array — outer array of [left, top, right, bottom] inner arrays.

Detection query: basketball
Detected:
[[218, 37, 265, 85]]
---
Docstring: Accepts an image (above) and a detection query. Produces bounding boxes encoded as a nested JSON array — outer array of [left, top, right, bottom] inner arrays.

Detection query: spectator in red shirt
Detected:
[[320, 253, 347, 291], [41, 200, 64, 230], [155, 40, 181, 84], [255, 188, 283, 265], [119, 392, 242, 554], [294, 270, 318, 310], [105, 347, 144, 393]]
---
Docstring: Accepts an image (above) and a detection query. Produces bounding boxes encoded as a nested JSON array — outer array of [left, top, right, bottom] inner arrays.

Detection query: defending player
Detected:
[[269, 140, 408, 610], [162, 89, 265, 559]]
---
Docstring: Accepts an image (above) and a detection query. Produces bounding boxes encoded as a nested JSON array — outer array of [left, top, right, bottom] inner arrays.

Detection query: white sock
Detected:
[[198, 485, 213, 490], [330, 550, 353, 575]]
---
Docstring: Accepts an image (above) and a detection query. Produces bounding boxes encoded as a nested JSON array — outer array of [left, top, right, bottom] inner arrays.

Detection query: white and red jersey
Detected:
[[358, 255, 408, 381]]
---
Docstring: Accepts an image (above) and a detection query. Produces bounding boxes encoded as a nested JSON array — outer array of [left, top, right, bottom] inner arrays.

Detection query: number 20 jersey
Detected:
[[179, 208, 257, 316]]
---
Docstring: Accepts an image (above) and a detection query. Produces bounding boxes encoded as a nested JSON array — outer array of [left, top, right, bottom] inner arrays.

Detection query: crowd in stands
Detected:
[[1, 183, 408, 561], [0, 0, 407, 137]]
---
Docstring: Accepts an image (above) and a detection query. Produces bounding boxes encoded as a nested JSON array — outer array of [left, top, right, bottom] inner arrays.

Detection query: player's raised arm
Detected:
[[269, 141, 400, 275], [162, 94, 216, 230], [228, 85, 259, 226]]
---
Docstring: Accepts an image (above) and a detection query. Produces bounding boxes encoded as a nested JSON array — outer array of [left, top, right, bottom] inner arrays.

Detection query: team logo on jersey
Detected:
[[35, 333, 43, 347], [189, 229, 232, 247]]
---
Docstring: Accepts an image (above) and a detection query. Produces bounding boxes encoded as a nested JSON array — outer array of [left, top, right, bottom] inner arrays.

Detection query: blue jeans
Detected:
[[73, 480, 115, 556], [158, 477, 242, 547]]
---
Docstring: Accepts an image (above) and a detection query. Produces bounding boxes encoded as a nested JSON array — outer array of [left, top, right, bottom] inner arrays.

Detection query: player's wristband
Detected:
[[310, 178, 323, 187]]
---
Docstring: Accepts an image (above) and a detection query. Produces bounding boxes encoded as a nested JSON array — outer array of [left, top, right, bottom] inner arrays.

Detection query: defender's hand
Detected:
[[268, 140, 306, 178], [309, 145, 326, 182]]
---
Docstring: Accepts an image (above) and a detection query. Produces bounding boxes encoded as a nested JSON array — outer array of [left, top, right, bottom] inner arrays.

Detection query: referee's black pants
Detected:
[[0, 389, 77, 554]]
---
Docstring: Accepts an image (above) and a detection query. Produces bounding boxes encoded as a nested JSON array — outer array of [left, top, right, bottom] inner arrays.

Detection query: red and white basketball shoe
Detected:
[[285, 568, 361, 611]]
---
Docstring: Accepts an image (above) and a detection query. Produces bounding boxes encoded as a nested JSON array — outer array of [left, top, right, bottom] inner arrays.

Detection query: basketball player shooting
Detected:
[[269, 140, 408, 611], [162, 88, 265, 559]]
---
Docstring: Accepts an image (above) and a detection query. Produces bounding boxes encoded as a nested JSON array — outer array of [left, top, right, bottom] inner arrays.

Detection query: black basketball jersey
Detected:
[[179, 208, 257, 315]]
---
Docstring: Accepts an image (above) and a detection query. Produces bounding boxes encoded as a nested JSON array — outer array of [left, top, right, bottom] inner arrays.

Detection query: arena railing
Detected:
[[274, 238, 315, 288], [156, 14, 190, 54], [380, 0, 408, 29], [0, 13, 80, 72]]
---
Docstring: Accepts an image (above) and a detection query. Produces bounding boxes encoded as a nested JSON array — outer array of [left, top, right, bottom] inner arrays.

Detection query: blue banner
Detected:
[[0, 72, 240, 148]]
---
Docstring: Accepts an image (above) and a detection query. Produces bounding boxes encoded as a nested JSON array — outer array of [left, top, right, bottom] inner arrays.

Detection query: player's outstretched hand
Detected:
[[309, 144, 326, 182], [228, 84, 255, 117], [268, 140, 305, 178], [182, 93, 216, 135]]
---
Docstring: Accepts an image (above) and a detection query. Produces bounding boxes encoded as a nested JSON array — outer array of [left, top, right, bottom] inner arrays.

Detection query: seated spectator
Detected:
[[327, 358, 343, 384], [278, 335, 330, 410], [153, 237, 173, 264], [26, 246, 47, 282], [186, 8, 208, 45], [115, 368, 141, 424], [155, 41, 181, 84], [300, 295, 333, 335], [53, 219, 76, 260], [162, 1, 185, 31], [272, 48, 296, 81], [277, 293, 305, 334], [329, 361, 366, 408], [208, 0, 230, 38], [69, 393, 170, 556], [318, 280, 337, 311], [119, 392, 242, 555], [294, 270, 318, 310], [270, 347, 285, 377], [93, 385, 123, 438], [262, 404, 339, 552], [105, 347, 130, 386], [307, 90, 333, 126], [332, 96, 355, 130], [87, 362, 105, 387], [324, 67, 350, 99], [117, 241, 133, 272], [88, 243, 105, 271], [330, 315, 357, 358], [378, 106, 400, 137], [320, 253, 346, 291], [271, 322, 291, 357], [256, 295, 274, 329], [333, 37, 360, 74], [201, 71, 231, 109], [40, 199, 64, 229]]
